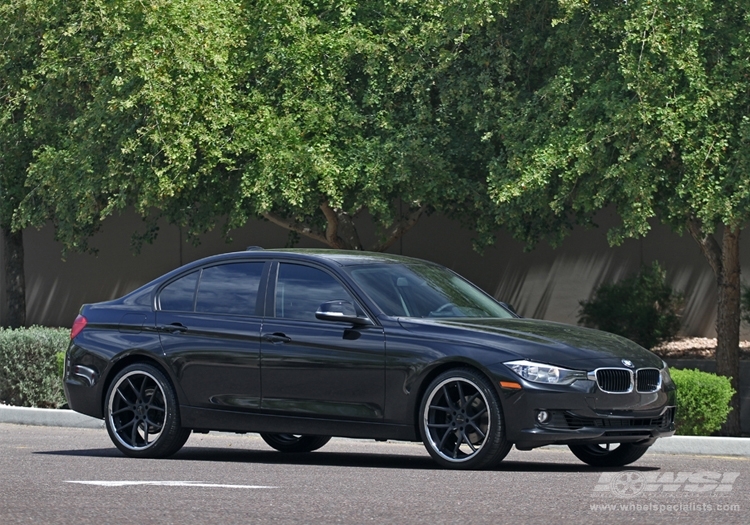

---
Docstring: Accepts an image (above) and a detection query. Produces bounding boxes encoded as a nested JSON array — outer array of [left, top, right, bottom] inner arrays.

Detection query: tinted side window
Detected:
[[159, 271, 199, 311], [275, 264, 354, 322], [196, 262, 265, 316]]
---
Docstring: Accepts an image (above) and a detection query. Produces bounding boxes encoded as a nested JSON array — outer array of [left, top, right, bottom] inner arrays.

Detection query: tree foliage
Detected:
[[480, 0, 750, 434], [15, 0, 511, 251], [14, 0, 245, 251]]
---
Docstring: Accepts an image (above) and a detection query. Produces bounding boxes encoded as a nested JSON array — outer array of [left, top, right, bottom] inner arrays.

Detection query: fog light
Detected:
[[537, 410, 549, 424]]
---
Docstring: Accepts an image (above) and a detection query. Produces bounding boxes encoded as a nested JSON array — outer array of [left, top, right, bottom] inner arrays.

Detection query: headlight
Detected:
[[504, 360, 587, 385]]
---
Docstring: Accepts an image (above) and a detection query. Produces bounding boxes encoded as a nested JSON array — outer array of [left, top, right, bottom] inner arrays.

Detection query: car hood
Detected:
[[397, 317, 664, 369]]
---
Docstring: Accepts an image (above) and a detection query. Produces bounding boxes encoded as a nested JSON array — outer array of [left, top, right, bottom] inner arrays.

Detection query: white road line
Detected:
[[65, 481, 277, 489]]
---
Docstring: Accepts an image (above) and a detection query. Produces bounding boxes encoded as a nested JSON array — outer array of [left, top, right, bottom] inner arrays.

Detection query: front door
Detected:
[[260, 262, 385, 420]]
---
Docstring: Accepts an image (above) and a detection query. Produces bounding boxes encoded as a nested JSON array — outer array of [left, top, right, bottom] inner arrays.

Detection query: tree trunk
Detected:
[[715, 228, 741, 436], [2, 226, 26, 328], [687, 221, 742, 436]]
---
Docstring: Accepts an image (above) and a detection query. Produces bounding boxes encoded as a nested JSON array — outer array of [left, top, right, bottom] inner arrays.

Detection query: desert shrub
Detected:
[[671, 368, 734, 436], [0, 326, 68, 408], [578, 262, 683, 349]]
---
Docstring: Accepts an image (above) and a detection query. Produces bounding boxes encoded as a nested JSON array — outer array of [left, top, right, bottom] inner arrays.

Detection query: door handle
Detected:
[[157, 323, 188, 334], [263, 332, 292, 344]]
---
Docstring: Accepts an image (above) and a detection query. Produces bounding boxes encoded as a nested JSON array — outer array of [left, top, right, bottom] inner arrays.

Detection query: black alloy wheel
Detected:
[[419, 368, 511, 469], [260, 433, 332, 453], [568, 443, 651, 467], [105, 363, 191, 458]]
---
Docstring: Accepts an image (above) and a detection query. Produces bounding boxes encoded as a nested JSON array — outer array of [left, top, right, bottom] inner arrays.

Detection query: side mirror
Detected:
[[315, 300, 373, 326]]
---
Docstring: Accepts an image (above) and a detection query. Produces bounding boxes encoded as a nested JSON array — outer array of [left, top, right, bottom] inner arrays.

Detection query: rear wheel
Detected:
[[568, 443, 650, 467], [260, 433, 331, 453], [419, 368, 511, 470], [105, 363, 190, 458]]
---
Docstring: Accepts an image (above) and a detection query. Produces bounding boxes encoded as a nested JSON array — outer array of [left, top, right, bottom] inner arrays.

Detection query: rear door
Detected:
[[157, 261, 268, 410], [260, 261, 386, 420]]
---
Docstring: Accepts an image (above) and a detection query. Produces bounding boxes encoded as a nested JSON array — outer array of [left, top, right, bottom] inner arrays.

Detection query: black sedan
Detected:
[[64, 249, 675, 469]]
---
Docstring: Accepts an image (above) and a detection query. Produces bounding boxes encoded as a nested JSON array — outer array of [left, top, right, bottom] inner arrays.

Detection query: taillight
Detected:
[[71, 315, 87, 339]]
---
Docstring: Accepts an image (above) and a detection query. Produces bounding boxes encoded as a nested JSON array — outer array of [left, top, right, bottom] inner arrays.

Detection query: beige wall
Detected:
[[1, 209, 746, 338]]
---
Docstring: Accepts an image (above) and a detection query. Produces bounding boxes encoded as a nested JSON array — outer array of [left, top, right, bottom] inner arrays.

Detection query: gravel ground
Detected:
[[652, 337, 750, 360]]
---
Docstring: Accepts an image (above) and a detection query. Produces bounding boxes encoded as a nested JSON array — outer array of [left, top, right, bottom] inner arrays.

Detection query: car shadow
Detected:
[[35, 446, 660, 473]]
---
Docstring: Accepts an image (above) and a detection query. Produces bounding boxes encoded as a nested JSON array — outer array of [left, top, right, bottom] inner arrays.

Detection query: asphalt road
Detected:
[[1, 423, 748, 525]]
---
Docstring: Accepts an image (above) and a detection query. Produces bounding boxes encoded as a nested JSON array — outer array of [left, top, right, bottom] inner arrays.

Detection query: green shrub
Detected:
[[740, 284, 750, 325], [578, 261, 683, 349], [56, 351, 66, 378], [671, 368, 734, 436], [0, 326, 69, 408]]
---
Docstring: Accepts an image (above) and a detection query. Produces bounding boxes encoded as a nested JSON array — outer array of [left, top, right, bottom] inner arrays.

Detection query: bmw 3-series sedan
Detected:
[[64, 249, 675, 469]]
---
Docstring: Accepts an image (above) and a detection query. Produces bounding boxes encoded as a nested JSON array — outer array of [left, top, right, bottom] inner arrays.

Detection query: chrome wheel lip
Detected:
[[108, 370, 167, 452], [422, 377, 491, 463]]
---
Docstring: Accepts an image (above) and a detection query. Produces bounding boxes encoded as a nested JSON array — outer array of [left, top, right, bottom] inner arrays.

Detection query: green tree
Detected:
[[0, 0, 56, 327], [221, 0, 508, 251], [3, 0, 248, 326], [15, 0, 246, 250], [483, 0, 749, 434], [17, 0, 510, 255]]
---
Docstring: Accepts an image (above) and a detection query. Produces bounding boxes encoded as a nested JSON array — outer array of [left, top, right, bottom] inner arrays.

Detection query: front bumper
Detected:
[[497, 377, 676, 450], [513, 407, 675, 449]]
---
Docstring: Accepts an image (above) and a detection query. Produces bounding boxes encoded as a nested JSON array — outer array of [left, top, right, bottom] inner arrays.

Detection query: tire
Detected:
[[105, 363, 191, 458], [419, 368, 511, 470], [568, 443, 651, 467], [260, 433, 331, 453]]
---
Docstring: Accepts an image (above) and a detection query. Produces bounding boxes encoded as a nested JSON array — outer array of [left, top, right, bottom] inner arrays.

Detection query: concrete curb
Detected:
[[648, 435, 750, 458], [2, 405, 749, 456], [0, 404, 104, 429]]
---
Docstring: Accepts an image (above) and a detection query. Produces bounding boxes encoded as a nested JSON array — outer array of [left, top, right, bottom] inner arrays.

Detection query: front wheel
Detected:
[[105, 363, 190, 458], [260, 434, 331, 453], [568, 443, 650, 467], [419, 368, 511, 470]]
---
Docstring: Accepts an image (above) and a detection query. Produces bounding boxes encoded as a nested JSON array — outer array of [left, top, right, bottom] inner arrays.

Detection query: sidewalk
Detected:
[[2, 404, 749, 457]]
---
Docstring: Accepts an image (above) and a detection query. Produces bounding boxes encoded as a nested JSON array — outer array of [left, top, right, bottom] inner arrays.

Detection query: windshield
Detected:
[[348, 263, 514, 319]]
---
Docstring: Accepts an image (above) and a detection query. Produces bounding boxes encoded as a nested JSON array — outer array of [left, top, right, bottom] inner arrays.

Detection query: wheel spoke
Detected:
[[468, 406, 487, 422], [130, 419, 139, 446], [427, 423, 452, 428], [147, 388, 157, 405], [142, 421, 149, 444], [468, 422, 486, 440], [139, 377, 149, 398], [112, 406, 135, 416], [442, 386, 458, 411], [463, 432, 477, 452], [456, 381, 466, 408], [146, 404, 165, 413], [144, 416, 163, 432], [438, 428, 453, 451], [126, 378, 140, 400], [452, 434, 461, 458], [464, 391, 480, 407], [116, 389, 134, 407], [430, 405, 452, 413], [114, 418, 135, 433]]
